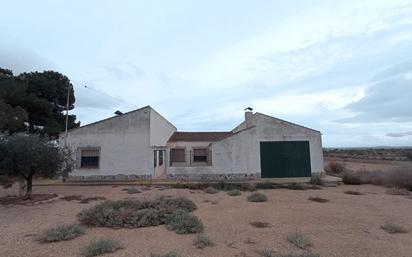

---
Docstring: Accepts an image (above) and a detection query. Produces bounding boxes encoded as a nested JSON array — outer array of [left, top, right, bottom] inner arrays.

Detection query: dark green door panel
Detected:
[[260, 141, 311, 178]]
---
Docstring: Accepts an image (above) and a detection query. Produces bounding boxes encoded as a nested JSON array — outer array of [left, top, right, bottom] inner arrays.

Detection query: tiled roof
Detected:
[[168, 131, 233, 142]]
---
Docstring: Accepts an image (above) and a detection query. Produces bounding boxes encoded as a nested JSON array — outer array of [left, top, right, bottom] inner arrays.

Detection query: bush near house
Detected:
[[325, 162, 345, 174], [165, 209, 204, 234], [342, 172, 363, 185], [247, 192, 268, 202], [194, 234, 214, 249], [82, 239, 122, 257], [77, 197, 199, 233], [37, 224, 85, 243]]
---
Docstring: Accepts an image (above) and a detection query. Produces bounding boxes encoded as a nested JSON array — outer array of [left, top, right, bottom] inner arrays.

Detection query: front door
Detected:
[[153, 150, 166, 179]]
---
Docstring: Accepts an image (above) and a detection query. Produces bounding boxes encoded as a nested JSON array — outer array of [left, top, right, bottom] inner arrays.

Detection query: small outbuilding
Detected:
[[61, 106, 324, 181]]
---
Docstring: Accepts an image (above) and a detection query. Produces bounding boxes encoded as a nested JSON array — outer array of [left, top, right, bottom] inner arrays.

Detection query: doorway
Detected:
[[153, 149, 166, 179]]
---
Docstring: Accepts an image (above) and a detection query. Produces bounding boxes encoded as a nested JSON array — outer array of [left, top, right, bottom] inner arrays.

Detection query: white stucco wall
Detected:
[[167, 113, 324, 177], [212, 113, 324, 175], [63, 106, 157, 177], [149, 109, 176, 147]]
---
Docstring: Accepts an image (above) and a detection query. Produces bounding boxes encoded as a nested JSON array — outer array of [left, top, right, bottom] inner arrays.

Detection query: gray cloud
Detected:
[[104, 63, 146, 82], [338, 60, 412, 123], [386, 131, 412, 137]]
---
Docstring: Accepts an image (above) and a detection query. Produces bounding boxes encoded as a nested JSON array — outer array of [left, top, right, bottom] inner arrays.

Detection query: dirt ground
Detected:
[[1, 183, 411, 257]]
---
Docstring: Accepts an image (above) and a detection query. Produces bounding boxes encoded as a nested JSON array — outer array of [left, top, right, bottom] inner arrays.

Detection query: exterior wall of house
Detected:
[[167, 113, 324, 180], [64, 107, 154, 179], [149, 109, 176, 147]]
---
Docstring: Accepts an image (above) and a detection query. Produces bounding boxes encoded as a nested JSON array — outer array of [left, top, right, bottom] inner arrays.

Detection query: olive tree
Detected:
[[0, 135, 74, 198]]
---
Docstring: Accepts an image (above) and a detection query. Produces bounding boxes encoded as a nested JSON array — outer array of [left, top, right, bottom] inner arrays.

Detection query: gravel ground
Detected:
[[1, 183, 411, 257]]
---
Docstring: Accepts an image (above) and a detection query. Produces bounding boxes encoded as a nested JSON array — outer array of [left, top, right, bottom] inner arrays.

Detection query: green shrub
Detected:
[[204, 187, 219, 194], [227, 189, 241, 196], [257, 248, 276, 257], [126, 187, 141, 194], [82, 239, 122, 257], [247, 192, 268, 202], [309, 174, 325, 186], [381, 222, 409, 234], [308, 196, 329, 203], [342, 172, 363, 185], [151, 251, 184, 257], [287, 232, 312, 249], [194, 234, 214, 249], [37, 224, 85, 243], [77, 197, 198, 232], [165, 209, 204, 234]]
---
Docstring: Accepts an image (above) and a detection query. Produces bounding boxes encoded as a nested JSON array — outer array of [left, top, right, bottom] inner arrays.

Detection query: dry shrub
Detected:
[[250, 221, 272, 228], [325, 161, 345, 174], [308, 196, 329, 203], [342, 171, 363, 185], [126, 187, 141, 194], [344, 190, 363, 195], [227, 189, 241, 196], [204, 187, 219, 194], [37, 224, 85, 243], [257, 248, 276, 257], [77, 197, 198, 232], [360, 164, 412, 190], [194, 234, 214, 249], [165, 209, 203, 234], [82, 239, 122, 257], [386, 187, 410, 196], [247, 192, 268, 202], [287, 232, 312, 249], [381, 222, 409, 234]]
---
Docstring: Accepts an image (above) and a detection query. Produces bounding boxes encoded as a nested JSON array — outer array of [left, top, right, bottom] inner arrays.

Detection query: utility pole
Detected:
[[64, 84, 71, 147]]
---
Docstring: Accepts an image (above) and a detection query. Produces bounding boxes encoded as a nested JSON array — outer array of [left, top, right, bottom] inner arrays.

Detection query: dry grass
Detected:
[[356, 163, 412, 190], [204, 187, 219, 194], [247, 192, 268, 202], [308, 196, 329, 203], [287, 232, 312, 249], [37, 224, 85, 243], [82, 239, 122, 257], [193, 234, 214, 249], [227, 189, 241, 196], [325, 161, 346, 174]]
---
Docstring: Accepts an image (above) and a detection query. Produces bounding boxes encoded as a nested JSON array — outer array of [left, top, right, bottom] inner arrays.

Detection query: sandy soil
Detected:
[[1, 183, 412, 257]]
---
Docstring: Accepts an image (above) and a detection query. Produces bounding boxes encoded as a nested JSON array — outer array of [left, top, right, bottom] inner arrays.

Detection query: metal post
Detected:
[[64, 84, 70, 147]]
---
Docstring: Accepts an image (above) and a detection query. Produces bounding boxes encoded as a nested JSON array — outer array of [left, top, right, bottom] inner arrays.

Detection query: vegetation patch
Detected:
[[165, 209, 204, 234], [247, 192, 268, 202], [227, 189, 241, 196], [257, 248, 276, 257], [386, 187, 410, 196], [249, 221, 272, 228], [151, 251, 184, 257], [126, 187, 141, 194], [78, 197, 198, 233], [325, 161, 345, 174], [37, 224, 85, 243], [342, 172, 363, 185], [381, 222, 409, 234], [287, 232, 313, 249], [309, 174, 325, 186], [344, 190, 363, 195], [194, 234, 214, 249], [82, 239, 122, 257], [308, 196, 329, 203], [204, 187, 219, 194]]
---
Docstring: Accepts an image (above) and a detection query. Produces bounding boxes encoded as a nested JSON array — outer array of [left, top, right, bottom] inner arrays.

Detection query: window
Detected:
[[193, 148, 208, 162], [80, 148, 99, 168], [171, 148, 185, 162], [159, 150, 164, 166]]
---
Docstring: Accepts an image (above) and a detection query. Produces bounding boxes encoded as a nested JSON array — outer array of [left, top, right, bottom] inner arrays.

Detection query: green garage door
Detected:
[[260, 141, 311, 178]]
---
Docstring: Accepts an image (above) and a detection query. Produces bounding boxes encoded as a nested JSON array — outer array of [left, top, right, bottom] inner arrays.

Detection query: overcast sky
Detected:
[[1, 0, 412, 147]]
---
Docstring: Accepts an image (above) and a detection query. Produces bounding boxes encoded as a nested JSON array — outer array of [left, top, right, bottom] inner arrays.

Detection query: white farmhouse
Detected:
[[62, 106, 324, 181]]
